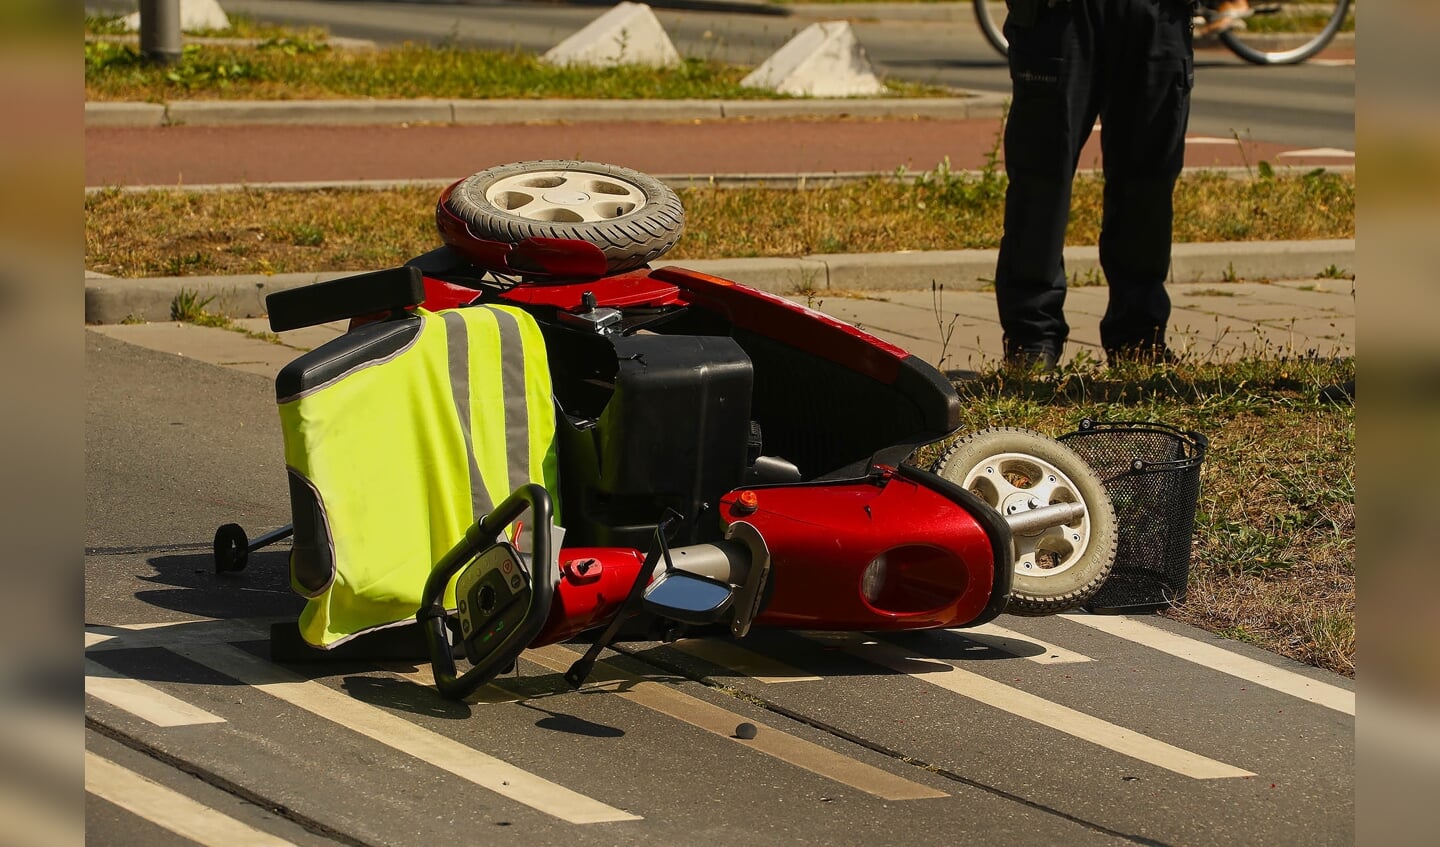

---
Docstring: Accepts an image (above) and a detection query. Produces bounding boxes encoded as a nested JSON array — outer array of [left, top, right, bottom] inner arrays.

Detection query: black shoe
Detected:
[[1003, 340, 1062, 373], [1319, 379, 1355, 405], [1106, 343, 1178, 366]]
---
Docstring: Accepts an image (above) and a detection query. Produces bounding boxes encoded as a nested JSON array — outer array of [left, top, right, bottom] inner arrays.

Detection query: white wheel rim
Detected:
[[960, 452, 1092, 579], [484, 169, 648, 223]]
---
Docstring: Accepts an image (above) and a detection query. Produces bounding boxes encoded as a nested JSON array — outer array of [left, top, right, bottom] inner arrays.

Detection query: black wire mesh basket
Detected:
[[1058, 419, 1208, 614]]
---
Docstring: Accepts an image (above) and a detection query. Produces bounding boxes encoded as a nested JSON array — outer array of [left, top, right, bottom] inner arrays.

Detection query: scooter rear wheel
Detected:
[[937, 427, 1117, 615], [443, 161, 685, 275]]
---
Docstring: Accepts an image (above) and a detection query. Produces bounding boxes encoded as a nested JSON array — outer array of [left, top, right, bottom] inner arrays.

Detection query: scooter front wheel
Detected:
[[937, 427, 1117, 615]]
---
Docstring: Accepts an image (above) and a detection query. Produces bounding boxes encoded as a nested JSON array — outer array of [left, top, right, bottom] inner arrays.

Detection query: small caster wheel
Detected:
[[214, 523, 249, 574]]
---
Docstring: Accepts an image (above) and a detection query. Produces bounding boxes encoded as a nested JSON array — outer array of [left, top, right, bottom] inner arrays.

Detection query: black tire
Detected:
[[936, 427, 1117, 615], [214, 523, 249, 574], [444, 160, 685, 275], [973, 0, 1009, 58], [1219, 0, 1351, 65]]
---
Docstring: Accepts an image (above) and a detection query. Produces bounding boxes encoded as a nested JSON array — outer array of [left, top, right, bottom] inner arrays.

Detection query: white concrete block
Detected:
[[542, 2, 681, 68], [741, 21, 886, 98], [123, 0, 231, 33]]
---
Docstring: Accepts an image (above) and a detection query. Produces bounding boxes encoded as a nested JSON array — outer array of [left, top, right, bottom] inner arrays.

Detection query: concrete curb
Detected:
[[85, 94, 1006, 128], [84, 239, 1355, 324], [82, 164, 1356, 196]]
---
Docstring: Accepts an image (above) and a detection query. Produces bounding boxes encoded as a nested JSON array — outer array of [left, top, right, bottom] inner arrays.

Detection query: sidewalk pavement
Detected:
[[86, 271, 1354, 382]]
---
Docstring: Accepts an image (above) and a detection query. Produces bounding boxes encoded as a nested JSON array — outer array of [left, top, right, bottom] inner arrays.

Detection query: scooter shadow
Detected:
[[883, 627, 1051, 662], [629, 626, 1050, 685], [135, 550, 304, 621]]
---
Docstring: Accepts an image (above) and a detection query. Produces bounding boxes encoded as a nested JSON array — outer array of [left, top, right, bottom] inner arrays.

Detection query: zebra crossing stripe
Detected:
[[383, 663, 523, 705], [85, 619, 276, 651], [818, 635, 1255, 780], [1060, 613, 1354, 716], [528, 644, 948, 801], [167, 641, 640, 824], [85, 658, 227, 727], [669, 638, 824, 683], [957, 623, 1094, 665], [86, 751, 298, 846]]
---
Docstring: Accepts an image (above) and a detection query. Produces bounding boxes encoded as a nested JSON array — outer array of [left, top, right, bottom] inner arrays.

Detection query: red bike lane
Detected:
[[85, 116, 1353, 188]]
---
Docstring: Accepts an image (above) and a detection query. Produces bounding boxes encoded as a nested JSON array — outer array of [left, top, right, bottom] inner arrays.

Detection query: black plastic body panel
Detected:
[[558, 334, 754, 549], [274, 317, 421, 402], [266, 266, 425, 333]]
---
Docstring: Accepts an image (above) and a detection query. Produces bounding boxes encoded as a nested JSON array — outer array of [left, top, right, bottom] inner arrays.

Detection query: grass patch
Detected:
[[83, 25, 942, 102], [170, 287, 229, 327], [914, 353, 1355, 676], [84, 166, 1354, 278]]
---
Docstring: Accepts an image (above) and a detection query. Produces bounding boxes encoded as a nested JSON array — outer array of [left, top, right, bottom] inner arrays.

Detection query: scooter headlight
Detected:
[[861, 554, 889, 604]]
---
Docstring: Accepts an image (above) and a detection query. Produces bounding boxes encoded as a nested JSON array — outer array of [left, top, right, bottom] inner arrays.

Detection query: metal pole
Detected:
[[138, 0, 183, 64]]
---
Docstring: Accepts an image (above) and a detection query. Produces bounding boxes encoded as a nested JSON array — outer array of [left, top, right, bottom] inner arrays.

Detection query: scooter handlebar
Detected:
[[418, 484, 556, 700]]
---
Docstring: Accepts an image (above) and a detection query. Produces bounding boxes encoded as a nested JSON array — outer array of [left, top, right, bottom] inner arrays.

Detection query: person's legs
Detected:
[[1096, 0, 1193, 358], [994, 2, 1101, 365]]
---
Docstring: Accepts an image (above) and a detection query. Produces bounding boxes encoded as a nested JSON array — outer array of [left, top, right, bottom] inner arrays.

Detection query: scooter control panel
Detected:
[[454, 542, 531, 666]]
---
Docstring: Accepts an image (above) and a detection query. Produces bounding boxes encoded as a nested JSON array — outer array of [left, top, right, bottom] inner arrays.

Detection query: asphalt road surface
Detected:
[[85, 331, 1354, 846]]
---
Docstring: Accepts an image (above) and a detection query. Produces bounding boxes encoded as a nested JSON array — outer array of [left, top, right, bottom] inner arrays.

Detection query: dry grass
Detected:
[[84, 168, 1355, 278], [916, 355, 1356, 677]]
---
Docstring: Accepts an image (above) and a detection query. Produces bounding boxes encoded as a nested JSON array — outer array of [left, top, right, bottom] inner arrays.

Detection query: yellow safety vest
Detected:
[[278, 305, 558, 648]]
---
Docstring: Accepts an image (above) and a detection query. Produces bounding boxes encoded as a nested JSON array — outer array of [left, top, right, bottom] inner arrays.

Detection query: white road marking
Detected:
[[1186, 136, 1243, 144], [383, 663, 521, 705], [1060, 613, 1355, 716], [670, 638, 824, 683], [168, 641, 640, 824], [957, 623, 1094, 665], [1308, 58, 1355, 67], [529, 644, 947, 800], [85, 619, 276, 651], [85, 658, 227, 727], [86, 751, 298, 846], [820, 636, 1254, 780], [1276, 147, 1355, 158], [87, 620, 203, 648]]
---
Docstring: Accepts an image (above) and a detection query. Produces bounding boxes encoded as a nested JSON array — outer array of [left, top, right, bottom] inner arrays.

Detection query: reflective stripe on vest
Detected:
[[279, 305, 557, 649]]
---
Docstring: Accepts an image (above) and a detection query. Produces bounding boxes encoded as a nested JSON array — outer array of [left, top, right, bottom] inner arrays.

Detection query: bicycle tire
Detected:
[[1219, 0, 1352, 65], [973, 0, 1010, 58]]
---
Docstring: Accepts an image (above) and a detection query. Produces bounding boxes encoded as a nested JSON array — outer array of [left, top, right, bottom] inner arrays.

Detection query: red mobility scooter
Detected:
[[215, 161, 1117, 700]]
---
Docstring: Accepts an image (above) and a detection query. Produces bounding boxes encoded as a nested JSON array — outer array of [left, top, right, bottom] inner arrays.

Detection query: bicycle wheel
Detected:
[[973, 0, 1009, 58], [1219, 0, 1352, 65]]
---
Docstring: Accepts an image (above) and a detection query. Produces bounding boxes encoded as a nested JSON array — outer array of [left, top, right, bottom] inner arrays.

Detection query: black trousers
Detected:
[[995, 0, 1194, 353]]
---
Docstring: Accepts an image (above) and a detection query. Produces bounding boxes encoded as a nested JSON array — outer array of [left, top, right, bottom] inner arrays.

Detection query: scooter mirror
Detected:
[[643, 570, 735, 625]]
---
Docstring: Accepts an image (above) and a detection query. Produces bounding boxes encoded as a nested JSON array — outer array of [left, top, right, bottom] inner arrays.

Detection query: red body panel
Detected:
[[723, 472, 998, 630], [533, 548, 647, 646], [652, 266, 911, 384], [531, 473, 999, 640], [496, 271, 683, 310]]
